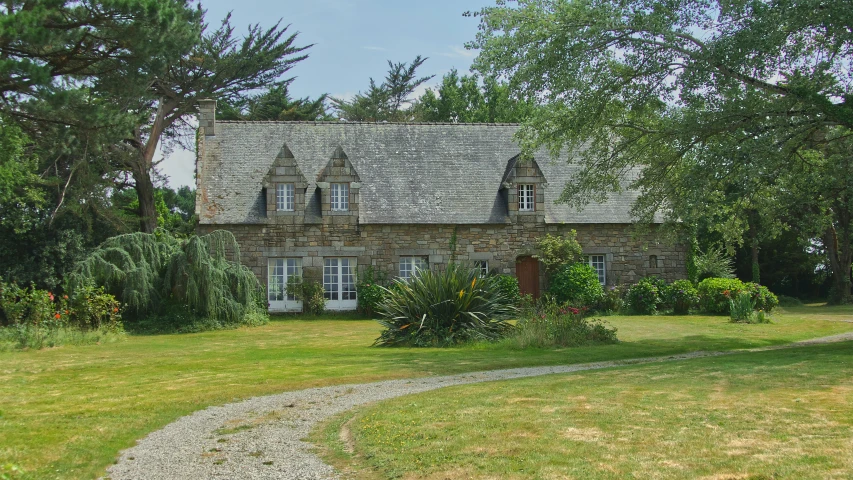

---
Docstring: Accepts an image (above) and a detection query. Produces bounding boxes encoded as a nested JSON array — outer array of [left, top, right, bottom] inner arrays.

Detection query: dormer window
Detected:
[[276, 183, 294, 211], [518, 184, 535, 211], [331, 183, 349, 211]]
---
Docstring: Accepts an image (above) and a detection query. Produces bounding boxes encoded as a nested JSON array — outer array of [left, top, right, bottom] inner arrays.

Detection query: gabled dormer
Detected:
[[501, 154, 546, 221], [316, 146, 361, 217], [263, 144, 309, 220]]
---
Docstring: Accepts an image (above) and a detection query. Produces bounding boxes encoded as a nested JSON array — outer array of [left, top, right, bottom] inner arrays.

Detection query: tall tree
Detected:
[[0, 0, 199, 107], [470, 0, 853, 301], [332, 56, 433, 122], [217, 82, 330, 121], [105, 12, 312, 232], [416, 69, 535, 123]]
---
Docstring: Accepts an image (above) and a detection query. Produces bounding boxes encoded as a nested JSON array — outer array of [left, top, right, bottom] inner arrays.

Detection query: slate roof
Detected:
[[197, 121, 652, 225]]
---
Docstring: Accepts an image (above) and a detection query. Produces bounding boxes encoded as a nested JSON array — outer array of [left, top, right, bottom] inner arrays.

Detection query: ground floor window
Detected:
[[324, 257, 357, 310], [586, 255, 606, 284], [268, 258, 302, 311], [399, 256, 428, 281], [474, 260, 489, 276]]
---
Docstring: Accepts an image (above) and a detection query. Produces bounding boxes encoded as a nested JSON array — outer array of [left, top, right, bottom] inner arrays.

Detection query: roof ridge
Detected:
[[215, 120, 522, 126]]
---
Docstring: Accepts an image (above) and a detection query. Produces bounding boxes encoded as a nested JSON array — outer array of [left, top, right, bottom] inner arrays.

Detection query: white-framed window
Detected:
[[474, 260, 489, 276], [518, 184, 535, 211], [399, 256, 428, 281], [323, 257, 357, 310], [586, 255, 606, 285], [276, 183, 294, 211], [331, 183, 349, 211], [268, 258, 302, 311]]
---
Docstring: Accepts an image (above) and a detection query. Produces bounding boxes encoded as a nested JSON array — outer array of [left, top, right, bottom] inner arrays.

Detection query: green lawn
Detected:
[[1, 305, 852, 479], [317, 341, 853, 479]]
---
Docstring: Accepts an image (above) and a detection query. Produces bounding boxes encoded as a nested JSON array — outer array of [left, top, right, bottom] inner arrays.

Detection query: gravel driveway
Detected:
[[105, 332, 853, 480]]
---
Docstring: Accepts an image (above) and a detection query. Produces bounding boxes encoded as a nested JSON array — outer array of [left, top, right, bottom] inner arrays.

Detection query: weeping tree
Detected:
[[66, 230, 266, 327]]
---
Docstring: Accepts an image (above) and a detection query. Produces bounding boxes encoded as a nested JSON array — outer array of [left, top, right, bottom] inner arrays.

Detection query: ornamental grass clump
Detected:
[[374, 264, 517, 347]]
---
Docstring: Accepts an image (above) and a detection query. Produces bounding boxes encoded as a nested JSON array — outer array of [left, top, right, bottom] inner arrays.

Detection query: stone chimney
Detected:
[[198, 98, 216, 136]]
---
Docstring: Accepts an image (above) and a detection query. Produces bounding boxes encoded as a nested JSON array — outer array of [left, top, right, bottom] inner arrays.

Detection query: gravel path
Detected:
[[105, 332, 853, 480]]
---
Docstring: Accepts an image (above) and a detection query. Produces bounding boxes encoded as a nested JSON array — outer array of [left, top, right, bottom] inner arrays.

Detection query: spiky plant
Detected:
[[67, 230, 266, 327], [374, 263, 517, 347]]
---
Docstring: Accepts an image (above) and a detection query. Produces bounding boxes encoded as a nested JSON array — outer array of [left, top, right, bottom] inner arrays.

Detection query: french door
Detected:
[[324, 257, 357, 310], [268, 258, 303, 312]]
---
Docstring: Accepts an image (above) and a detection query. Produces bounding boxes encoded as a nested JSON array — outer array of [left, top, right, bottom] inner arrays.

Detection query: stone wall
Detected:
[[199, 219, 687, 309]]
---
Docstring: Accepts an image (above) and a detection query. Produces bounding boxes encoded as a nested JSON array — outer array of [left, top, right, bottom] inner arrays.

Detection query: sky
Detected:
[[159, 0, 494, 188]]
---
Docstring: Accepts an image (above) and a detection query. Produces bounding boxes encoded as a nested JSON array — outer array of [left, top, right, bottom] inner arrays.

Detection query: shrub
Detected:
[[534, 232, 583, 274], [509, 299, 617, 348], [697, 277, 747, 314], [547, 263, 604, 307], [664, 280, 699, 315], [356, 266, 387, 316], [286, 277, 326, 315], [66, 284, 123, 331], [493, 274, 521, 306], [744, 283, 779, 312], [374, 264, 516, 347], [626, 277, 664, 314], [596, 285, 626, 314]]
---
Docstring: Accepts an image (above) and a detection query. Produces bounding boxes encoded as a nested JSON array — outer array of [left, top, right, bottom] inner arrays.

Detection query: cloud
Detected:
[[362, 46, 388, 52], [438, 45, 477, 59]]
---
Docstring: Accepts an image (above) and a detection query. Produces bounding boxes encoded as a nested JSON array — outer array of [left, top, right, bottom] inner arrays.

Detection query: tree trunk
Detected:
[[824, 224, 853, 304], [134, 165, 157, 233], [748, 214, 760, 284]]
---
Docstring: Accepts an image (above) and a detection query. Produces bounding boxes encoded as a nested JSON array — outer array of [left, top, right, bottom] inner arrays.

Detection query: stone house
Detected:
[[195, 99, 686, 312]]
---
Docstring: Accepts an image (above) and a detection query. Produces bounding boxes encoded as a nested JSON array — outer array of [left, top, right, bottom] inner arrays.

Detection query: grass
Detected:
[[316, 341, 853, 479], [0, 305, 851, 479]]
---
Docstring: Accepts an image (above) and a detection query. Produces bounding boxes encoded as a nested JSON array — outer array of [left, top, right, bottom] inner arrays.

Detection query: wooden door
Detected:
[[516, 256, 540, 298]]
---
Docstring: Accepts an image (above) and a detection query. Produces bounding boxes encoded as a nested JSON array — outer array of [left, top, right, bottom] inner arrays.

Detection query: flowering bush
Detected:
[[626, 277, 663, 314], [596, 285, 626, 313], [697, 278, 747, 314], [510, 298, 617, 348], [664, 280, 699, 314], [744, 283, 779, 312]]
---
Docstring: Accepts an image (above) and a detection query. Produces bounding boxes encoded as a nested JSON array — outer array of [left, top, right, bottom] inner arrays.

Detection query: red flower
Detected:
[[48, 292, 55, 301], [54, 313, 61, 319], [113, 307, 119, 313]]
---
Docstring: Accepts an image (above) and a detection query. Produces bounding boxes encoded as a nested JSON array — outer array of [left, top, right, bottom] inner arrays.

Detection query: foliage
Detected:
[[509, 299, 617, 348], [0, 279, 123, 349], [492, 274, 521, 306], [728, 292, 769, 324], [217, 82, 330, 121], [67, 230, 267, 329], [547, 263, 603, 307], [0, 0, 199, 104], [596, 285, 626, 314], [415, 69, 534, 123], [626, 278, 663, 315], [692, 248, 736, 282], [286, 277, 327, 315], [0, 120, 44, 232], [470, 0, 853, 303], [332, 56, 434, 122], [111, 186, 197, 237], [534, 231, 583, 275], [356, 266, 387, 317], [374, 264, 516, 347], [744, 283, 779, 313], [664, 280, 699, 315], [697, 278, 748, 314]]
